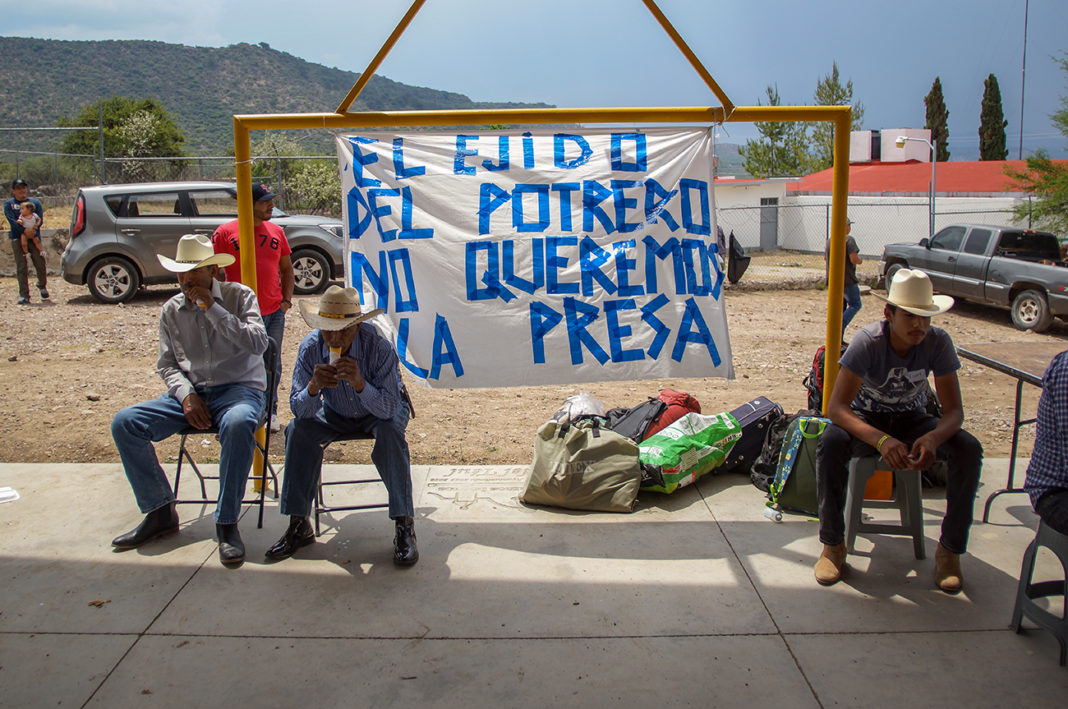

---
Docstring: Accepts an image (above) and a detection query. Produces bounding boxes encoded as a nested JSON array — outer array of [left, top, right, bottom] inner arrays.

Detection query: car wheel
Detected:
[[291, 249, 331, 295], [884, 263, 904, 291], [87, 256, 141, 304], [1010, 289, 1054, 332]]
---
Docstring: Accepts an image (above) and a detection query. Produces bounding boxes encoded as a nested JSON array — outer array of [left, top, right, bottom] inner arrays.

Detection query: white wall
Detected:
[[779, 194, 1029, 256]]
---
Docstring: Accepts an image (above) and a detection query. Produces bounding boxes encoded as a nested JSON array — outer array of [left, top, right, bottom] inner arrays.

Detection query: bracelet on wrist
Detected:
[[876, 434, 890, 453]]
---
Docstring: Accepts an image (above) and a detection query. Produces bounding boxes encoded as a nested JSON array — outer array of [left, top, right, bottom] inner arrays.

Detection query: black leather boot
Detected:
[[216, 523, 245, 565], [265, 516, 315, 560], [393, 516, 418, 566], [112, 502, 179, 549]]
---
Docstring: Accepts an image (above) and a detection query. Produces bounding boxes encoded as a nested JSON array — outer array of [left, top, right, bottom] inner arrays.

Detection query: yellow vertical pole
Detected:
[[822, 111, 853, 412], [234, 118, 268, 490]]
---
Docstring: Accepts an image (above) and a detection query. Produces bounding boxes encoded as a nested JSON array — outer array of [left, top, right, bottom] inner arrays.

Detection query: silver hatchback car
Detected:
[[61, 181, 345, 303]]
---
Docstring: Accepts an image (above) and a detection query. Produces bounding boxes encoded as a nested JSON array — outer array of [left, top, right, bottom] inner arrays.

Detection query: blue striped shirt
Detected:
[[289, 325, 402, 421], [1025, 350, 1068, 507]]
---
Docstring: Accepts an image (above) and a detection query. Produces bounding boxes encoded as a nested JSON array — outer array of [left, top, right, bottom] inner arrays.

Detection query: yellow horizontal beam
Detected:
[[234, 103, 852, 131]]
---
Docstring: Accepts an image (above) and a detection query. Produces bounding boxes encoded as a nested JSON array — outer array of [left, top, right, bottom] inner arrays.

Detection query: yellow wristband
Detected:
[[876, 434, 890, 453]]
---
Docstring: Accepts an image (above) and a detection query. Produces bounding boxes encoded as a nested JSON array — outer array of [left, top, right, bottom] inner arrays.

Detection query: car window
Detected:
[[189, 189, 238, 217], [930, 226, 966, 251], [962, 228, 992, 255], [124, 192, 183, 217], [104, 195, 123, 216]]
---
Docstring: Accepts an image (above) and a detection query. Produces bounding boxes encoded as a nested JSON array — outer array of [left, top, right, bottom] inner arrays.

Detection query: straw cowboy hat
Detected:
[[873, 268, 954, 316], [298, 285, 384, 331], [157, 234, 235, 273]]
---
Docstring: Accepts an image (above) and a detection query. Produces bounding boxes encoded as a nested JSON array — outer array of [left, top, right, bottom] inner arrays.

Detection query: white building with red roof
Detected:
[[714, 129, 1064, 256]]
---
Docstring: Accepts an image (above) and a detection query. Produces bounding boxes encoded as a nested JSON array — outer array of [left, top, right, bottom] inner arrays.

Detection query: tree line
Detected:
[[740, 63, 1013, 178]]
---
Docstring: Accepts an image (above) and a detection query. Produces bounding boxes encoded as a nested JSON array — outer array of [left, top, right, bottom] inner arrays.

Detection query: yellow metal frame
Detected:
[[233, 0, 851, 421]]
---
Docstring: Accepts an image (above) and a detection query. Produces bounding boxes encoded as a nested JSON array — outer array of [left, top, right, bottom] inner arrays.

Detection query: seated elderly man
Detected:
[[814, 269, 983, 592], [266, 286, 417, 566], [111, 234, 268, 565]]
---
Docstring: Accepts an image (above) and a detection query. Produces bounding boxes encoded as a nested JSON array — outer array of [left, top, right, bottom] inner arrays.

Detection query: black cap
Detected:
[[251, 182, 279, 202], [11, 178, 27, 189]]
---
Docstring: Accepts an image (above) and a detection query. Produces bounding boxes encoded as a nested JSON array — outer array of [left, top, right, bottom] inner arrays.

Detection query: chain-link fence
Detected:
[[0, 151, 342, 217]]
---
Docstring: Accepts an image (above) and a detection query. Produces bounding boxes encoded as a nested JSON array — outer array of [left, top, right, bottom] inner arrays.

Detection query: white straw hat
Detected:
[[297, 285, 384, 331], [157, 234, 234, 273], [873, 268, 954, 316]]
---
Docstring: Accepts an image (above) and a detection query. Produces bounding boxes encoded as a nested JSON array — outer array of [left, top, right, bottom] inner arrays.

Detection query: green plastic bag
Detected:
[[639, 412, 742, 494]]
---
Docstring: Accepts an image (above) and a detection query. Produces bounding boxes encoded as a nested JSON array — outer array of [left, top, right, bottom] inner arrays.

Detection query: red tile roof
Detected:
[[785, 159, 1067, 196]]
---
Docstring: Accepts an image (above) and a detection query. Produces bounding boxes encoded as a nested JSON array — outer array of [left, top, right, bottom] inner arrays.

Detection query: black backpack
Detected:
[[749, 409, 821, 492], [604, 398, 667, 443]]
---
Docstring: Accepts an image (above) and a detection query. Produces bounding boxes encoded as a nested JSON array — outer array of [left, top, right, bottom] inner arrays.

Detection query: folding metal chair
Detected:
[[313, 382, 415, 536], [173, 336, 280, 529]]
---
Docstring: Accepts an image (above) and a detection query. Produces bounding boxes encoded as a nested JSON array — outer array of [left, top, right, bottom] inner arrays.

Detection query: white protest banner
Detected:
[[336, 128, 732, 388]]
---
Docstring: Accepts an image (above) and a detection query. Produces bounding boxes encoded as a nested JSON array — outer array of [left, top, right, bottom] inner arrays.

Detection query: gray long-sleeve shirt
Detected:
[[157, 280, 268, 403]]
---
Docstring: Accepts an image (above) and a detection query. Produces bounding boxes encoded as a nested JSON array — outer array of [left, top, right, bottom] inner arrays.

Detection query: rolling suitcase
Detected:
[[719, 397, 784, 475]]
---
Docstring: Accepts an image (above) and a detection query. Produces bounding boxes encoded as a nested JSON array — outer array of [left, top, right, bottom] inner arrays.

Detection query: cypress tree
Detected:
[[924, 77, 950, 161], [979, 74, 1009, 160]]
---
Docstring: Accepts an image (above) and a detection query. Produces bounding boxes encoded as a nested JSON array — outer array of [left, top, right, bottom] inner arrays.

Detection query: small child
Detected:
[[17, 202, 46, 257]]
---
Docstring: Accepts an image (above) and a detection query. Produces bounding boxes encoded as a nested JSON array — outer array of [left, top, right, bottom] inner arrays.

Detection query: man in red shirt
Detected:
[[212, 183, 294, 431]]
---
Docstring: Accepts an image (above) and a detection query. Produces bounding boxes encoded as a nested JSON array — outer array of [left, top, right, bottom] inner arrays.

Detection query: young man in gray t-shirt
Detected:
[[814, 269, 983, 593]]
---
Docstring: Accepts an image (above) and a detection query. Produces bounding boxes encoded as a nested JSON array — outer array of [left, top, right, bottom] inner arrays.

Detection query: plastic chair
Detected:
[[313, 382, 415, 536], [1010, 519, 1068, 666], [173, 337, 280, 529], [844, 455, 926, 559]]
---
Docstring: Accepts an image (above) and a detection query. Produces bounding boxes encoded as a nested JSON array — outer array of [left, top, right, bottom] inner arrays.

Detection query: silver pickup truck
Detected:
[[880, 224, 1068, 332]]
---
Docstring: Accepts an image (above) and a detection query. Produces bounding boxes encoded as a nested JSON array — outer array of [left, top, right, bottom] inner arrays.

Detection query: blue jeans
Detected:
[[262, 309, 285, 416], [111, 385, 266, 524], [816, 411, 983, 554], [842, 283, 862, 330], [280, 403, 413, 519]]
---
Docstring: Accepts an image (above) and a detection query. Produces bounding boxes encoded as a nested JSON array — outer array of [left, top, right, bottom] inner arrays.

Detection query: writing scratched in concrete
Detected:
[[424, 466, 528, 509]]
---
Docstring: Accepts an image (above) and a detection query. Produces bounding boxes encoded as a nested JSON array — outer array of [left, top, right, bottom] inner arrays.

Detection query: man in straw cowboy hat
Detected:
[[266, 285, 418, 565], [814, 268, 983, 592], [111, 234, 269, 565]]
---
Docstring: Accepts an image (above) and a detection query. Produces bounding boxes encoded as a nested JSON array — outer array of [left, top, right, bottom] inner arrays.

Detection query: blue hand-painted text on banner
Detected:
[[336, 128, 732, 388]]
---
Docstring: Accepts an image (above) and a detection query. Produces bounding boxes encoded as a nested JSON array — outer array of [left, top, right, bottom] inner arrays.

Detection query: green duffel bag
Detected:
[[522, 416, 642, 513]]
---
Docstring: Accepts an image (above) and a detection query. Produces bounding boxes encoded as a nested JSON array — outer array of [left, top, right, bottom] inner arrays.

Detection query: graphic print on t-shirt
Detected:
[[856, 366, 929, 413]]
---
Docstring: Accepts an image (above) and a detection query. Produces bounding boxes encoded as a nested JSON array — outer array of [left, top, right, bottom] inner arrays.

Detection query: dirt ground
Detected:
[[1, 271, 1066, 468]]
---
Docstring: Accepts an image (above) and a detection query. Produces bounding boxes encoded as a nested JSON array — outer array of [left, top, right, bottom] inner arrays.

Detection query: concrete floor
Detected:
[[0, 459, 1065, 708]]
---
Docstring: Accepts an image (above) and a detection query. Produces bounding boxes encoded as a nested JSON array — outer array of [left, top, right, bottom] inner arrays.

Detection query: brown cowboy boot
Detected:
[[814, 543, 847, 585], [935, 542, 963, 593]]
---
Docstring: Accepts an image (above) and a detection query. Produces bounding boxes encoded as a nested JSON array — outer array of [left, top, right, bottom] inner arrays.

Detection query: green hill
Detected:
[[0, 36, 553, 154]]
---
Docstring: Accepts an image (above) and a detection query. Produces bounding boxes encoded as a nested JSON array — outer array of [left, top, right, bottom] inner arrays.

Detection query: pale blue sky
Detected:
[[5, 0, 1067, 158]]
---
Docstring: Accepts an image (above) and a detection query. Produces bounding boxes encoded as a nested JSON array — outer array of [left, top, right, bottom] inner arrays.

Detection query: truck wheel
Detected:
[[1010, 289, 1054, 332], [291, 249, 331, 295], [87, 256, 141, 304], [884, 263, 904, 291]]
